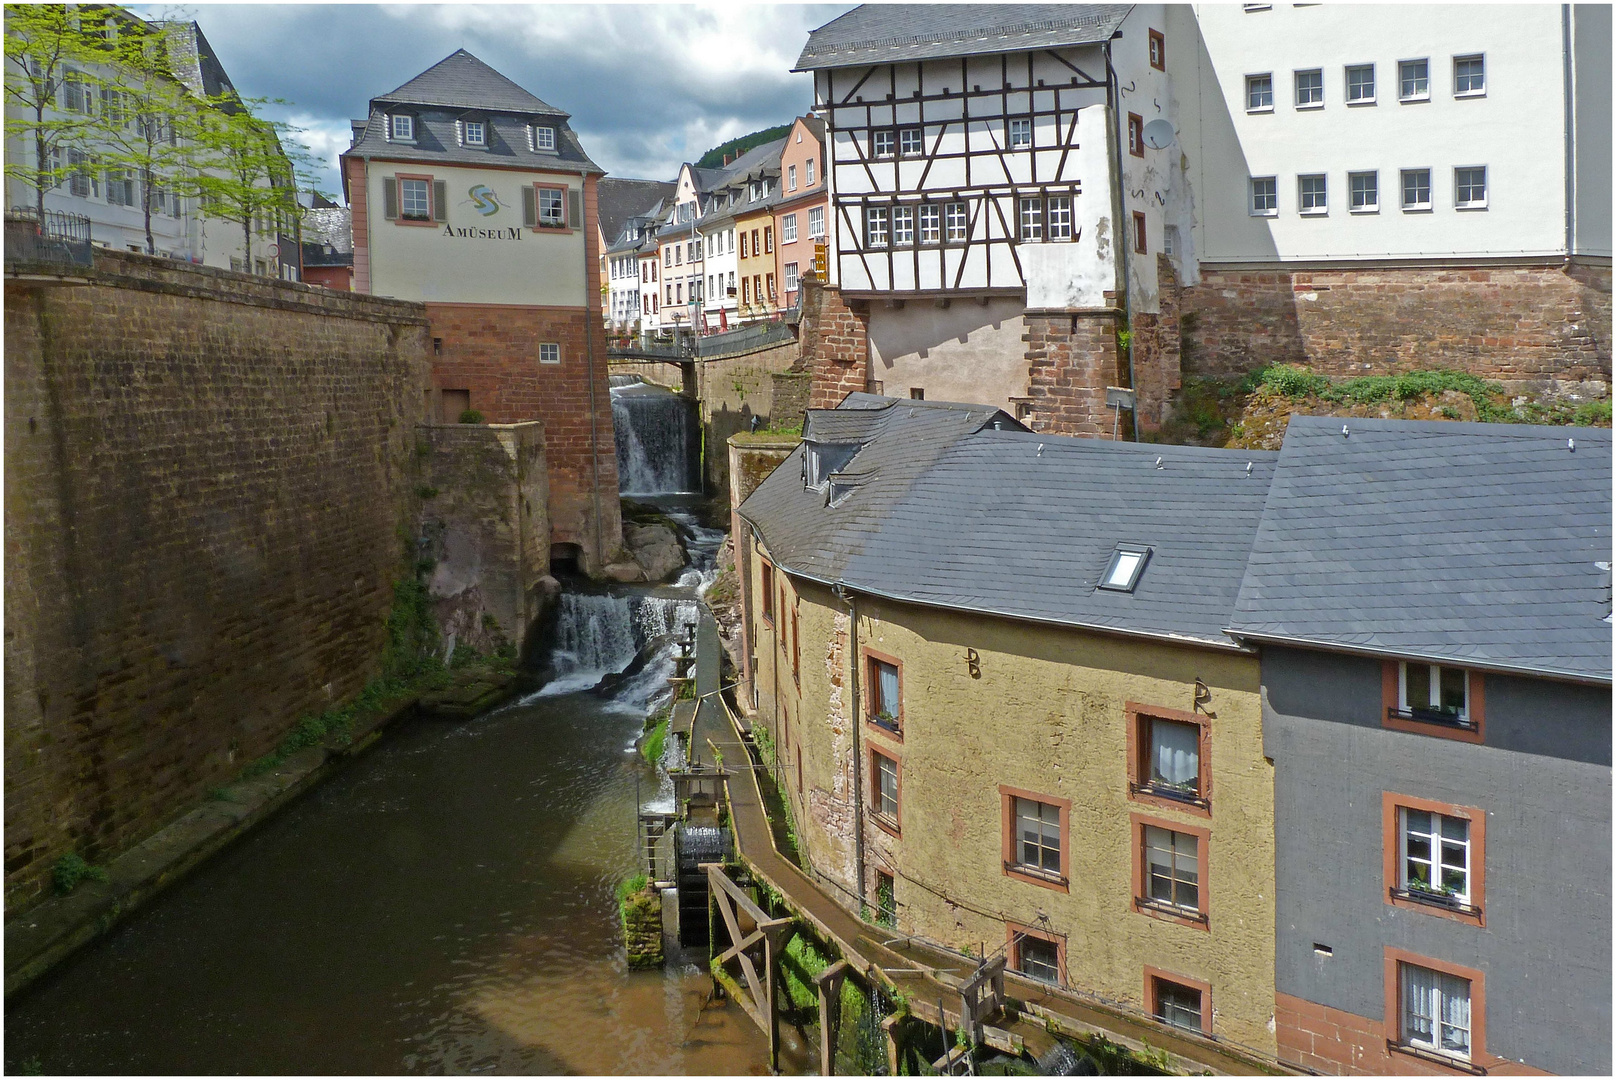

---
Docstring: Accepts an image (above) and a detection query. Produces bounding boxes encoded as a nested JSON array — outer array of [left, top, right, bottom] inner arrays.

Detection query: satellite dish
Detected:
[[1143, 118, 1176, 150]]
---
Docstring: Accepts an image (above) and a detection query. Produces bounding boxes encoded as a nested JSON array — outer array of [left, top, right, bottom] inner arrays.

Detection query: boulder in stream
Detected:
[[622, 522, 687, 583]]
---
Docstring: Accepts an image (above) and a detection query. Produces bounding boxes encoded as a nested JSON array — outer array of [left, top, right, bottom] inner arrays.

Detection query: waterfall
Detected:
[[538, 591, 701, 700], [611, 377, 700, 495]]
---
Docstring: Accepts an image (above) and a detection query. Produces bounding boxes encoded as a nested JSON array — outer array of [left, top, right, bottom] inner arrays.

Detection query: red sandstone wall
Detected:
[[1022, 306, 1127, 438], [1275, 993, 1550, 1076], [4, 251, 430, 910], [797, 274, 872, 409], [1181, 262, 1612, 386]]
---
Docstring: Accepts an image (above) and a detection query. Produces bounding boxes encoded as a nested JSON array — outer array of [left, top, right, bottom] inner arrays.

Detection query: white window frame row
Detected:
[[1249, 167, 1486, 217], [1244, 55, 1485, 114]]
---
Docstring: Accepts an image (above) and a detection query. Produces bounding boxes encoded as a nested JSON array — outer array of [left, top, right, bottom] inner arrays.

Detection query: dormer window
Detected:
[[463, 120, 485, 146], [749, 181, 761, 201], [1100, 545, 1151, 591], [532, 125, 556, 151], [388, 114, 414, 142], [804, 441, 859, 489]]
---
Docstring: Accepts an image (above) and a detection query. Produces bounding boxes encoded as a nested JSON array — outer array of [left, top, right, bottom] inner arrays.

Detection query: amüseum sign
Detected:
[[441, 224, 522, 240]]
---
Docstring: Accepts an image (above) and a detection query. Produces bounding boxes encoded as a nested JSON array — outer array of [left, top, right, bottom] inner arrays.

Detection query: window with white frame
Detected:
[[1399, 963, 1472, 1061], [782, 213, 797, 243], [1008, 117, 1033, 149], [1295, 68, 1323, 108], [1143, 825, 1200, 911], [808, 206, 825, 239], [1013, 934, 1061, 984], [1013, 797, 1061, 876], [1398, 807, 1472, 903], [1250, 176, 1278, 216], [1047, 196, 1073, 241], [1399, 59, 1430, 102], [945, 202, 968, 242], [873, 751, 899, 820], [538, 186, 565, 226], [1154, 978, 1204, 1033], [538, 342, 560, 365], [1346, 63, 1376, 104], [900, 127, 923, 155], [400, 177, 430, 220], [872, 129, 894, 158], [1399, 662, 1471, 722], [1246, 73, 1274, 112], [918, 204, 940, 244], [787, 164, 797, 191], [63, 70, 90, 113], [1401, 168, 1432, 211], [533, 125, 556, 151], [1299, 174, 1327, 214], [1454, 54, 1485, 96], [389, 113, 414, 141], [1018, 196, 1043, 241], [1349, 170, 1379, 212], [785, 262, 798, 292], [1454, 166, 1488, 209], [463, 120, 485, 146], [807, 157, 816, 185], [865, 205, 889, 247], [892, 205, 915, 245]]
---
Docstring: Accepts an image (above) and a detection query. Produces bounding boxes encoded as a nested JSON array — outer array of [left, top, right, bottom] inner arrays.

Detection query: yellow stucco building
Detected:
[[737, 395, 1280, 1058]]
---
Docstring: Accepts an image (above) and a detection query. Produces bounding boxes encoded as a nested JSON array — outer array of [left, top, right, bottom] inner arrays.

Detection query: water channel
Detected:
[[4, 396, 789, 1074]]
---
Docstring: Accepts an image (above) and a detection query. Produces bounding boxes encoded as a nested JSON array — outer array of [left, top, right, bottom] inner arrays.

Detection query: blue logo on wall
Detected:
[[467, 185, 502, 216]]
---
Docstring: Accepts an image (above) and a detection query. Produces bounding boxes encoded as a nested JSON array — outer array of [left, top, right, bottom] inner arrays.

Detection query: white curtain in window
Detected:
[[1402, 964, 1470, 1056], [1152, 721, 1199, 788], [878, 664, 900, 717]]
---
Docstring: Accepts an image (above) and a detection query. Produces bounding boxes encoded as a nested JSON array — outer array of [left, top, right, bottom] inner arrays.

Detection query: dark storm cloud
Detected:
[[134, 4, 851, 193]]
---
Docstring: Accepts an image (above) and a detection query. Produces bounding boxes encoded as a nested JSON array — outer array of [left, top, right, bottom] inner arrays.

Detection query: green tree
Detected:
[[3, 3, 105, 220], [191, 96, 319, 271]]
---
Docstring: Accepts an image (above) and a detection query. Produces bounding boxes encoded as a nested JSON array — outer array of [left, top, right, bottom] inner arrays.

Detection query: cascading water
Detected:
[[610, 376, 702, 496], [539, 591, 701, 703]]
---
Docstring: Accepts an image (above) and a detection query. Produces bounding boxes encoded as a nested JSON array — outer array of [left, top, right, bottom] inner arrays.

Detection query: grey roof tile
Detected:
[[598, 178, 676, 246], [796, 4, 1132, 71], [1228, 416, 1613, 683], [375, 49, 565, 115]]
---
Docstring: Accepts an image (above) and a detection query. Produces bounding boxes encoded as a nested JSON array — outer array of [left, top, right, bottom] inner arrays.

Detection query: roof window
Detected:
[[532, 124, 556, 152], [462, 119, 485, 146], [387, 113, 414, 142], [1100, 546, 1152, 592]]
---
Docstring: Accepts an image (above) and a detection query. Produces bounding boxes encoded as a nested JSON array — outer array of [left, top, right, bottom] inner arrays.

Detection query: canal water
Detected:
[[4, 501, 781, 1075]]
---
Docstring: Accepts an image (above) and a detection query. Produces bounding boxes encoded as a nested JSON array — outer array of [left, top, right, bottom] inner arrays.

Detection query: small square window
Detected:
[[899, 127, 923, 155], [892, 205, 915, 245], [1399, 59, 1430, 102], [463, 120, 485, 146], [1153, 977, 1204, 1032], [1399, 962, 1473, 1061], [1246, 73, 1273, 112], [1349, 170, 1379, 213], [1013, 933, 1061, 984], [944, 202, 968, 243], [1454, 54, 1485, 96], [1047, 196, 1072, 241], [1295, 68, 1323, 108], [1100, 546, 1151, 591], [400, 177, 430, 221], [1250, 176, 1278, 216], [538, 342, 560, 365], [538, 186, 565, 227], [872, 129, 894, 158], [918, 204, 941, 244], [1298, 173, 1327, 214], [1014, 797, 1062, 876], [1147, 717, 1202, 801], [1398, 807, 1473, 905], [1401, 168, 1432, 211], [1398, 662, 1472, 725], [1019, 196, 1043, 241], [865, 206, 889, 247], [1143, 825, 1200, 913], [1454, 166, 1487, 209], [1346, 63, 1376, 104], [1008, 117, 1032, 150], [533, 125, 556, 151], [389, 114, 413, 141]]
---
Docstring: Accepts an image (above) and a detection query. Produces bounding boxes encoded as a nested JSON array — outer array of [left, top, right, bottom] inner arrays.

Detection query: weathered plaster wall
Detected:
[[416, 422, 551, 660], [866, 298, 1028, 413], [697, 345, 809, 491], [747, 537, 1277, 1055], [4, 252, 430, 910]]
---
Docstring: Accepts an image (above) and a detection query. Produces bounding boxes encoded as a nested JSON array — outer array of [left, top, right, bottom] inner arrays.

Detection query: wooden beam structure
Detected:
[[705, 862, 797, 1071], [814, 959, 851, 1075]]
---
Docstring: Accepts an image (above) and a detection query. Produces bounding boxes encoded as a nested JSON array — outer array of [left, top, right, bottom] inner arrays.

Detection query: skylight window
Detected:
[[1100, 546, 1152, 592]]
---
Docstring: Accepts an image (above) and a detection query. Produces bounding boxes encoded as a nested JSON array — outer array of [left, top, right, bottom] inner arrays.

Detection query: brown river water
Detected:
[[4, 689, 786, 1074]]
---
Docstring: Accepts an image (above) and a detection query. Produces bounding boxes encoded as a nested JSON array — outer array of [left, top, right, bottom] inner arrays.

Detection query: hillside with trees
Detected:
[[695, 123, 790, 169]]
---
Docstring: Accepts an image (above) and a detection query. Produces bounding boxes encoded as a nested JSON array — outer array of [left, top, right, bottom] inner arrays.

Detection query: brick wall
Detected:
[[1022, 306, 1127, 438], [797, 273, 872, 409], [1129, 255, 1185, 432], [1181, 261, 1613, 388], [417, 422, 551, 660], [4, 251, 430, 910], [1273, 992, 1548, 1076], [423, 301, 623, 572]]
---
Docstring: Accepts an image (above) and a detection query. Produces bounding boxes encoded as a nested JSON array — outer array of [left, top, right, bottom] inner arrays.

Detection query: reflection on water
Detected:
[[4, 692, 774, 1075]]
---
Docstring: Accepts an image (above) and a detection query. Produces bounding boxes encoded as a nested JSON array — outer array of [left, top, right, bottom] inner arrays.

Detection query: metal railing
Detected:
[[5, 207, 93, 271]]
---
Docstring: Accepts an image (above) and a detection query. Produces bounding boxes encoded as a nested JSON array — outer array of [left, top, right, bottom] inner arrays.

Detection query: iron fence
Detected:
[[5, 206, 93, 271]]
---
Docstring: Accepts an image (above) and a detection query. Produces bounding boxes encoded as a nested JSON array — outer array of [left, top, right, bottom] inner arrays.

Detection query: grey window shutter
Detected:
[[433, 180, 447, 222], [522, 185, 536, 228], [383, 177, 398, 220], [568, 189, 583, 230]]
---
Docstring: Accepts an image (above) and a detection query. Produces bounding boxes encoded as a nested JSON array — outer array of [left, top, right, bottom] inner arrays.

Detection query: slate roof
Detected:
[[158, 20, 239, 103], [796, 4, 1133, 71], [1229, 416, 1614, 683], [598, 178, 676, 245], [741, 396, 1279, 649], [374, 49, 566, 116]]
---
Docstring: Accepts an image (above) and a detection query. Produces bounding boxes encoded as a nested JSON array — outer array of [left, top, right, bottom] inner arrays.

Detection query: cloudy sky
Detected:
[[133, 3, 853, 197]]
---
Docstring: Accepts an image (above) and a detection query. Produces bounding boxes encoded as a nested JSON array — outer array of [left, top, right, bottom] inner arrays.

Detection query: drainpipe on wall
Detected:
[[1105, 34, 1140, 440], [834, 583, 867, 910]]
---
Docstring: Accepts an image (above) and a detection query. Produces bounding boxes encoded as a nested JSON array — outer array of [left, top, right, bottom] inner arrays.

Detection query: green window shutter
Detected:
[[522, 185, 537, 228], [383, 177, 398, 220], [433, 180, 447, 222], [568, 189, 583, 230]]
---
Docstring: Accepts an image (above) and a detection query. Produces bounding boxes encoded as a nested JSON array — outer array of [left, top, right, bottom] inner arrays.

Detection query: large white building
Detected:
[[3, 11, 285, 273], [796, 4, 1611, 431]]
